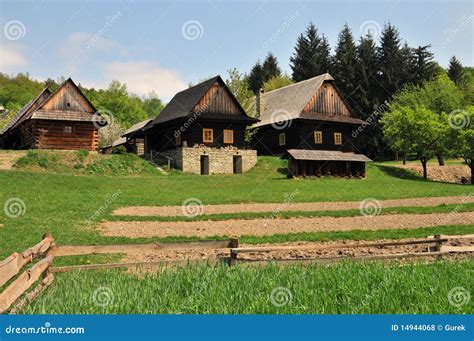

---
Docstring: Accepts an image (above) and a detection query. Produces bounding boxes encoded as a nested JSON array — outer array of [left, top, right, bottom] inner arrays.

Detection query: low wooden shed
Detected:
[[284, 149, 372, 178]]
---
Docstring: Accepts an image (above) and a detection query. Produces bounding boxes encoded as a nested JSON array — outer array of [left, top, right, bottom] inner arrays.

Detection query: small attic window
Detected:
[[66, 102, 71, 107]]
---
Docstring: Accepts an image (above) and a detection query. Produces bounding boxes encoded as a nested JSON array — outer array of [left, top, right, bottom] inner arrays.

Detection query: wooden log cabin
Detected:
[[0, 78, 99, 151], [142, 76, 259, 174], [252, 73, 371, 177]]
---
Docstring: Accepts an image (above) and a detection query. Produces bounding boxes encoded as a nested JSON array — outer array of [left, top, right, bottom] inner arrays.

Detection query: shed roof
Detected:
[[284, 149, 372, 162], [253, 73, 364, 127], [122, 119, 153, 137]]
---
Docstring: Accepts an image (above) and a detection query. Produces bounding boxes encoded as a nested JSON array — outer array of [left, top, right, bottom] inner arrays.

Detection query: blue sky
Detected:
[[0, 0, 472, 101]]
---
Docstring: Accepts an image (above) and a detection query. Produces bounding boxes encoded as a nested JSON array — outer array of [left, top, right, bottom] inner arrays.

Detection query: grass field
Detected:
[[0, 153, 473, 314], [22, 260, 474, 314], [1, 156, 473, 255]]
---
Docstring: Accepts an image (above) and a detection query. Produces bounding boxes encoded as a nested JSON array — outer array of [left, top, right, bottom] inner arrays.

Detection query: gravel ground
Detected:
[[100, 211, 474, 239], [398, 164, 471, 184], [112, 195, 474, 217]]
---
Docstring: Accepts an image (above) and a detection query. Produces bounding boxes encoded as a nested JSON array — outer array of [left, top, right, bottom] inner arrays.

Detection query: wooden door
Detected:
[[200, 155, 209, 175]]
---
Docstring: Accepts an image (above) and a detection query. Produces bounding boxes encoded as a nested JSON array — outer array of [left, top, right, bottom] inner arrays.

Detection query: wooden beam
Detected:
[[0, 256, 53, 314], [0, 235, 54, 287], [440, 246, 474, 253], [49, 239, 238, 257], [231, 238, 447, 254], [233, 251, 452, 267], [9, 273, 54, 314], [50, 258, 225, 273]]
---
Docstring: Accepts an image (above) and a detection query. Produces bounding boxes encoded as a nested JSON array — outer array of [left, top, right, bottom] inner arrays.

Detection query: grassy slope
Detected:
[[23, 260, 474, 314], [0, 156, 473, 256]]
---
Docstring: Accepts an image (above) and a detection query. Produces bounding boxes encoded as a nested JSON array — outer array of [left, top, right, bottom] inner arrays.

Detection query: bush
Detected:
[[112, 146, 127, 155]]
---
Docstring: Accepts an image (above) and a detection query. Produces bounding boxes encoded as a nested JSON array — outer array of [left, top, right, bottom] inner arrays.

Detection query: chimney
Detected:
[[256, 88, 265, 117]]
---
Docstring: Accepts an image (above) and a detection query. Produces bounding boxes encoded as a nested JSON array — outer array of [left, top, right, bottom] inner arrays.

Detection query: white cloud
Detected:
[[103, 61, 187, 98], [59, 32, 122, 73], [0, 44, 27, 70]]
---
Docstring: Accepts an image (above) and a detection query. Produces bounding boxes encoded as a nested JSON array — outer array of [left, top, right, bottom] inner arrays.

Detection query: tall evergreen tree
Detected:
[[376, 23, 404, 103], [332, 24, 358, 103], [262, 53, 281, 82], [447, 56, 464, 86], [290, 23, 332, 81], [412, 45, 436, 85], [247, 62, 264, 94], [399, 42, 415, 85], [354, 34, 378, 115]]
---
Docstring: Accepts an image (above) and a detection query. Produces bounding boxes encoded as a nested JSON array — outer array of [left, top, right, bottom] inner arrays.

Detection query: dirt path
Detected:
[[122, 237, 473, 263], [100, 211, 474, 238], [113, 195, 474, 217], [0, 151, 26, 170], [398, 164, 470, 184]]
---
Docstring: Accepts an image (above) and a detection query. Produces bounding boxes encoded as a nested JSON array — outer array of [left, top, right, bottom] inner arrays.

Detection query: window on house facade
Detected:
[[314, 131, 323, 144], [279, 132, 286, 146], [203, 128, 213, 143], [223, 129, 234, 144], [334, 132, 342, 145], [175, 134, 181, 146], [63, 126, 73, 134]]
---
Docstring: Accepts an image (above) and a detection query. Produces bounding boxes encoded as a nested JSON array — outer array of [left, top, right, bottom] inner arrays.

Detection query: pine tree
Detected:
[[411, 45, 436, 85], [376, 23, 404, 103], [332, 24, 358, 102], [262, 53, 281, 82], [447, 56, 464, 86], [290, 23, 332, 81], [247, 62, 264, 94], [354, 34, 378, 115], [399, 42, 415, 85]]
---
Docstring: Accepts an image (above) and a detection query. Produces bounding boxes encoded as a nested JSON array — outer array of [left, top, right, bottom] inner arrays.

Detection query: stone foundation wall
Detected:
[[161, 146, 257, 174]]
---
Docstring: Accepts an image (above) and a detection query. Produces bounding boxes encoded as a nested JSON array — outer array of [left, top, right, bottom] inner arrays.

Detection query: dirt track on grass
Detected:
[[122, 237, 473, 263], [113, 195, 474, 217], [0, 151, 26, 170], [100, 211, 474, 239]]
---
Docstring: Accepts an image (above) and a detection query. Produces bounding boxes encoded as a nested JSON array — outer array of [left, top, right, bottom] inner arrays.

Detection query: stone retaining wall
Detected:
[[161, 146, 257, 174]]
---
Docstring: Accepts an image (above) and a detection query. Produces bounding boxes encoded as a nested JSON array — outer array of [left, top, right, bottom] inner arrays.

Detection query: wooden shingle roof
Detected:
[[285, 149, 372, 162], [148, 75, 256, 127], [253, 73, 364, 127]]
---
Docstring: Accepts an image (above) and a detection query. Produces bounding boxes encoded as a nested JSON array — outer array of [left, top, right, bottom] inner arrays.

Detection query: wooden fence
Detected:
[[1, 233, 472, 313]]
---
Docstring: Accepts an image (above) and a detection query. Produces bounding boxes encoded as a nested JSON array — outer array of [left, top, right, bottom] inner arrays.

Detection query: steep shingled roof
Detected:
[[253, 73, 364, 127], [148, 75, 257, 127]]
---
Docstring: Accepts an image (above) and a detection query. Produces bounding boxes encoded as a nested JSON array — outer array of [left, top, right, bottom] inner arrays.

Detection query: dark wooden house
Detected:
[[0, 78, 99, 151], [252, 73, 371, 177], [143, 75, 259, 174]]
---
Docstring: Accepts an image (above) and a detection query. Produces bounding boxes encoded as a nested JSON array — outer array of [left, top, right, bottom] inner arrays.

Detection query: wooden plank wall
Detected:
[[303, 82, 351, 116], [41, 80, 95, 113], [34, 121, 98, 151], [194, 83, 242, 115]]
